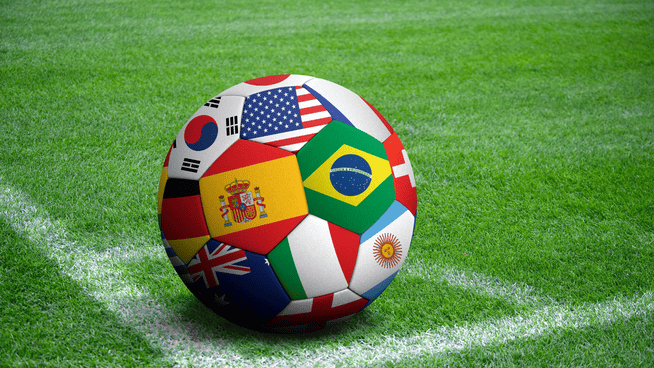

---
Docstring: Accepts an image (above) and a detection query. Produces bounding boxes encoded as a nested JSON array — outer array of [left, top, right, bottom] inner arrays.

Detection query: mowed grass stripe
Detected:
[[1, 0, 653, 366]]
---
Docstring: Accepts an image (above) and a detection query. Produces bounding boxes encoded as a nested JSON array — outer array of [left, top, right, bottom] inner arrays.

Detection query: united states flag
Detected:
[[240, 86, 332, 152]]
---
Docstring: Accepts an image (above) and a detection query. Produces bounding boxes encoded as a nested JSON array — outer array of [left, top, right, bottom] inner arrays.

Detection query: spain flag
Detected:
[[296, 121, 395, 234], [199, 140, 308, 255]]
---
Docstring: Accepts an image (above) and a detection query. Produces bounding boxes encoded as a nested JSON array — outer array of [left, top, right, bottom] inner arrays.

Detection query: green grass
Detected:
[[1, 0, 653, 366], [407, 310, 654, 367], [0, 219, 165, 367]]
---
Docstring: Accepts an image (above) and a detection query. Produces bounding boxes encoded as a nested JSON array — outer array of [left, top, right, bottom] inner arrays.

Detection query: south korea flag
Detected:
[[167, 96, 244, 180]]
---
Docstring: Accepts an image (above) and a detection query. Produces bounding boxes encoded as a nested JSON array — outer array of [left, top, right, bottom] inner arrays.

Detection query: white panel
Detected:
[[167, 96, 244, 180], [277, 298, 312, 316], [332, 288, 362, 307], [288, 215, 348, 298], [218, 74, 315, 97], [304, 78, 392, 143], [348, 202, 414, 295]]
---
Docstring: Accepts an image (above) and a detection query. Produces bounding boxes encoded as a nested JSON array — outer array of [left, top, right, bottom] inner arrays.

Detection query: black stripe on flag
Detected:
[[181, 158, 200, 173], [163, 178, 200, 198], [226, 116, 239, 136], [204, 97, 221, 109]]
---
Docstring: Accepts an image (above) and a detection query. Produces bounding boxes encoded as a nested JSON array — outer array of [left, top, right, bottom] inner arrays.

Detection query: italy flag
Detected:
[[267, 215, 360, 300]]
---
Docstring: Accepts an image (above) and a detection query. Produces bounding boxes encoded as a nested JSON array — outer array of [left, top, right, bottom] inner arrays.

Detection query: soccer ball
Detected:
[[157, 74, 417, 333]]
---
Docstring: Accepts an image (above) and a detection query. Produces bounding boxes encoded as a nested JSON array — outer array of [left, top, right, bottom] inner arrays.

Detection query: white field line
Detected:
[[401, 260, 559, 308], [317, 291, 654, 367], [2, 181, 652, 367], [0, 183, 245, 367]]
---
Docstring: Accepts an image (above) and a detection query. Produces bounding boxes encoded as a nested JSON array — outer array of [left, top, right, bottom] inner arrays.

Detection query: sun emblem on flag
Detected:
[[373, 233, 402, 268]]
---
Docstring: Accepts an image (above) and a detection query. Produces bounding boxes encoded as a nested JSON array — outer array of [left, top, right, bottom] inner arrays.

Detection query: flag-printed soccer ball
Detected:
[[157, 74, 417, 333]]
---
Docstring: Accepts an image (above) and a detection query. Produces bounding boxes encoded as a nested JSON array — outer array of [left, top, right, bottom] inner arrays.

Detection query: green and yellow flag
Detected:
[[296, 121, 395, 234]]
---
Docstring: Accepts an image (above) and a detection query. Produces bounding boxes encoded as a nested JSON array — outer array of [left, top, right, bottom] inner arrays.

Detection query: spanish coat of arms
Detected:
[[218, 179, 267, 227]]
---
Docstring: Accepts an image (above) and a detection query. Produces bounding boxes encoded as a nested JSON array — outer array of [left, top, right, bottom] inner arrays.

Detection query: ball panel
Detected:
[[267, 237, 308, 300], [244, 74, 291, 86], [167, 96, 244, 180], [166, 236, 211, 266], [217, 74, 314, 98], [303, 78, 392, 143], [157, 166, 167, 217], [348, 201, 415, 297], [240, 85, 332, 153], [267, 215, 359, 299], [383, 132, 418, 216], [162, 233, 196, 286], [213, 216, 306, 256], [186, 239, 290, 322], [264, 288, 368, 333], [361, 97, 396, 137], [297, 121, 395, 234], [359, 270, 398, 306], [160, 75, 415, 333], [161, 178, 211, 264], [199, 140, 308, 254], [157, 141, 173, 230], [328, 221, 360, 284]]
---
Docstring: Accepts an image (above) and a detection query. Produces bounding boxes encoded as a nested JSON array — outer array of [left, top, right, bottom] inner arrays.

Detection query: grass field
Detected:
[[1, 0, 653, 366]]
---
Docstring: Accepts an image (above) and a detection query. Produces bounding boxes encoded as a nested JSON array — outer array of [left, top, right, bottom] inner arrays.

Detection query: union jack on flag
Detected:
[[240, 86, 332, 152], [187, 240, 251, 289]]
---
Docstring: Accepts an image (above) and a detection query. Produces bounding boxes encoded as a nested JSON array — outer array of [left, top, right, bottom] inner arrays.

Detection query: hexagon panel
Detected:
[[268, 215, 360, 300], [199, 139, 308, 254], [167, 96, 244, 180], [296, 121, 395, 234]]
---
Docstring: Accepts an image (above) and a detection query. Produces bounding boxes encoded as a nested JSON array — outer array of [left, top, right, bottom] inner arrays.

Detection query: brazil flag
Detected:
[[296, 121, 395, 234]]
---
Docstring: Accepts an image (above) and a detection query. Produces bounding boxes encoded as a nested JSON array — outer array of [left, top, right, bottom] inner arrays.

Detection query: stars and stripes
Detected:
[[187, 241, 251, 289], [240, 86, 332, 152]]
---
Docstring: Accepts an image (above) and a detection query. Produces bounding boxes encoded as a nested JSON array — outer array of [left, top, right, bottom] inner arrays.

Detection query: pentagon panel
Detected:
[[297, 121, 395, 234], [240, 85, 332, 153], [167, 96, 244, 180], [160, 178, 211, 264], [303, 78, 392, 143], [264, 288, 368, 333], [348, 201, 415, 299], [268, 215, 360, 299], [218, 74, 314, 98], [199, 140, 308, 254], [383, 132, 417, 216], [186, 239, 291, 327]]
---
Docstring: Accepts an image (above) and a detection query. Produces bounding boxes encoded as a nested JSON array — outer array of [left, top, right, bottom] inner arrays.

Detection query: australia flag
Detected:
[[187, 239, 291, 327]]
